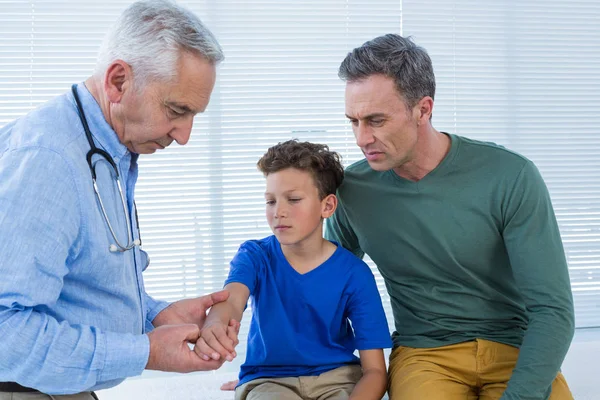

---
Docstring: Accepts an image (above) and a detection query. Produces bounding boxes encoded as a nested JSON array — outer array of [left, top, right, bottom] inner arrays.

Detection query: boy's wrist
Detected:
[[204, 303, 235, 329]]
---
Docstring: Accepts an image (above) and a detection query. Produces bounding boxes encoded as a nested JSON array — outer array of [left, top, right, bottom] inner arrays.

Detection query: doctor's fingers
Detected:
[[185, 349, 225, 372], [200, 289, 230, 310]]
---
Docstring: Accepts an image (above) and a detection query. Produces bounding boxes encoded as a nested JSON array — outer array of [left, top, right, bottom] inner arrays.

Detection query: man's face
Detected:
[[345, 74, 419, 171], [264, 168, 327, 247], [113, 52, 216, 154]]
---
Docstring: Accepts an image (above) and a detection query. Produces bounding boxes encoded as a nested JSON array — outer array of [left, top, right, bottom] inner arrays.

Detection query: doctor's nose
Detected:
[[170, 117, 194, 146]]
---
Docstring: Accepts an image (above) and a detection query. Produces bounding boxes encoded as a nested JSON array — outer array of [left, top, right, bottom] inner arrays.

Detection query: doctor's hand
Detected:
[[146, 324, 226, 372], [152, 290, 231, 329], [194, 319, 240, 362]]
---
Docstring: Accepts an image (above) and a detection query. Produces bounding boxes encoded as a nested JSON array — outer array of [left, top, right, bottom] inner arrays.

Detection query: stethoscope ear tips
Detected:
[[109, 244, 119, 253], [133, 239, 141, 246]]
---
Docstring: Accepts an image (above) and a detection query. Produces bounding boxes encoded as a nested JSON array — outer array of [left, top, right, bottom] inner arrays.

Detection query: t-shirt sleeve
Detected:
[[345, 257, 392, 350], [224, 241, 263, 295], [325, 201, 365, 259]]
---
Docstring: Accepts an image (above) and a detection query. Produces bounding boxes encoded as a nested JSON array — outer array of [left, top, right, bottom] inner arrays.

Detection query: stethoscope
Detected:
[[71, 84, 141, 253]]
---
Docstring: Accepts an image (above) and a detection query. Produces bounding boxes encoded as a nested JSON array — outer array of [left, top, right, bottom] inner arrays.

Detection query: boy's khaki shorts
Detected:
[[235, 364, 362, 400]]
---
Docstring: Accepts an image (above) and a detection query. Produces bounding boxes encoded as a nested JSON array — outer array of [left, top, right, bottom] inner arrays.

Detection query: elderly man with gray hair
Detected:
[[0, 1, 237, 398]]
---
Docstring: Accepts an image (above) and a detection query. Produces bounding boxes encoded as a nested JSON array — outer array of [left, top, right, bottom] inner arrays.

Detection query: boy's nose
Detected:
[[274, 205, 287, 218]]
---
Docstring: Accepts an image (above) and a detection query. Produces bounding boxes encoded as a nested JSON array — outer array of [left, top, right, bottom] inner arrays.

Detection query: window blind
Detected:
[[0, 0, 401, 359], [137, 0, 403, 353], [1, 2, 598, 365], [402, 0, 600, 328]]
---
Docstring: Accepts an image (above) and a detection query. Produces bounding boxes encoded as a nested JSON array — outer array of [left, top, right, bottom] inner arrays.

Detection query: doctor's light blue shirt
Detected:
[[0, 83, 169, 394]]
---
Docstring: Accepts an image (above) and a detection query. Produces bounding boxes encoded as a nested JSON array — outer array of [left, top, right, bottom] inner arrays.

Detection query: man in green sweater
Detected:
[[325, 34, 575, 400]]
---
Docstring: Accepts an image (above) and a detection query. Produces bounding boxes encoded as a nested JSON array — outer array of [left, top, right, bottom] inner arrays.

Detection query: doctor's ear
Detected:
[[104, 60, 133, 103]]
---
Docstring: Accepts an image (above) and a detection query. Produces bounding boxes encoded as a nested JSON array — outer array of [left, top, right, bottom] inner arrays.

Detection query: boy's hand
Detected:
[[146, 324, 226, 372], [194, 318, 240, 362], [220, 379, 239, 391]]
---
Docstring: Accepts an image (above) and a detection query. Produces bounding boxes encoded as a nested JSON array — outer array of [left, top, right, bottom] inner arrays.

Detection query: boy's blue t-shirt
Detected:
[[225, 235, 392, 386]]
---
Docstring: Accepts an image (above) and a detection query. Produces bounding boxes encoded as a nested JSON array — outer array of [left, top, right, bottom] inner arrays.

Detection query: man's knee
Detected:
[[388, 345, 477, 400], [548, 372, 574, 400], [388, 375, 476, 400]]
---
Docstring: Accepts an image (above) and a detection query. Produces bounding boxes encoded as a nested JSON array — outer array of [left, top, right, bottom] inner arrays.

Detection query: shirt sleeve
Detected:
[[224, 241, 261, 295], [0, 147, 149, 394], [346, 258, 392, 350], [500, 161, 575, 400], [325, 199, 365, 259], [144, 292, 170, 332]]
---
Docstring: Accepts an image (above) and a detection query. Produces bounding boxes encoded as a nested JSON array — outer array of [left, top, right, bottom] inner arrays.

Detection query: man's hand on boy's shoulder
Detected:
[[194, 318, 240, 362]]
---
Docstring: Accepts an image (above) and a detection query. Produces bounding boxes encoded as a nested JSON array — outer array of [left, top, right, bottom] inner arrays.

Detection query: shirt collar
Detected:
[[73, 82, 130, 162]]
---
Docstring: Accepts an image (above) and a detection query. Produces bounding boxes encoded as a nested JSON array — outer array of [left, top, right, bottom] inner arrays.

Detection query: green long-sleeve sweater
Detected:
[[325, 133, 574, 400]]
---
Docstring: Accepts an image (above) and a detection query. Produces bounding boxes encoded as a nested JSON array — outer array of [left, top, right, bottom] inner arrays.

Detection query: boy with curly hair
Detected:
[[196, 140, 392, 400]]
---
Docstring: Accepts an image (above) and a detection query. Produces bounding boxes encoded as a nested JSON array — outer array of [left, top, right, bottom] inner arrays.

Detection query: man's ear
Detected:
[[321, 194, 338, 219], [414, 96, 434, 125], [103, 60, 133, 103]]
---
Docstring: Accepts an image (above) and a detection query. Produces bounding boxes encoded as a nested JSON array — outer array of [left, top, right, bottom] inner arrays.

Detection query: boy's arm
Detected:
[[194, 282, 250, 362], [350, 349, 388, 400]]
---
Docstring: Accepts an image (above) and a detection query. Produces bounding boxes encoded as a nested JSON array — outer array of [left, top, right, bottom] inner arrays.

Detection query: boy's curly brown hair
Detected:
[[257, 140, 344, 199]]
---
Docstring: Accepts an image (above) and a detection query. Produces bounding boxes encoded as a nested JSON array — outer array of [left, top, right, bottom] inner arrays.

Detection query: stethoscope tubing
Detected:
[[71, 84, 139, 253]]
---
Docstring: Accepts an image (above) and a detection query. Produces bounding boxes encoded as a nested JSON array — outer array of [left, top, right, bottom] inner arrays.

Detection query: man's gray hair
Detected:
[[339, 34, 435, 108], [95, 0, 223, 87]]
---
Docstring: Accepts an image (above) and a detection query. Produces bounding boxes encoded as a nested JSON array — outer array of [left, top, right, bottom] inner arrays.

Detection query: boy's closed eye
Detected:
[[265, 197, 303, 205]]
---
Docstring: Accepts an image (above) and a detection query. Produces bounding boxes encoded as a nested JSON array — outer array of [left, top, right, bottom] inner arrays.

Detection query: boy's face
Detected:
[[264, 168, 335, 247]]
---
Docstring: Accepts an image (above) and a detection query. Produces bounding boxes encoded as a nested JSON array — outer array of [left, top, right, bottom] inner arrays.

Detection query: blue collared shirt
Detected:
[[0, 83, 169, 394]]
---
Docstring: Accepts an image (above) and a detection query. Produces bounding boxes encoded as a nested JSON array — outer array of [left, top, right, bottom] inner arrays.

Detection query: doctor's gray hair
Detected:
[[95, 0, 223, 88], [339, 34, 435, 108]]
